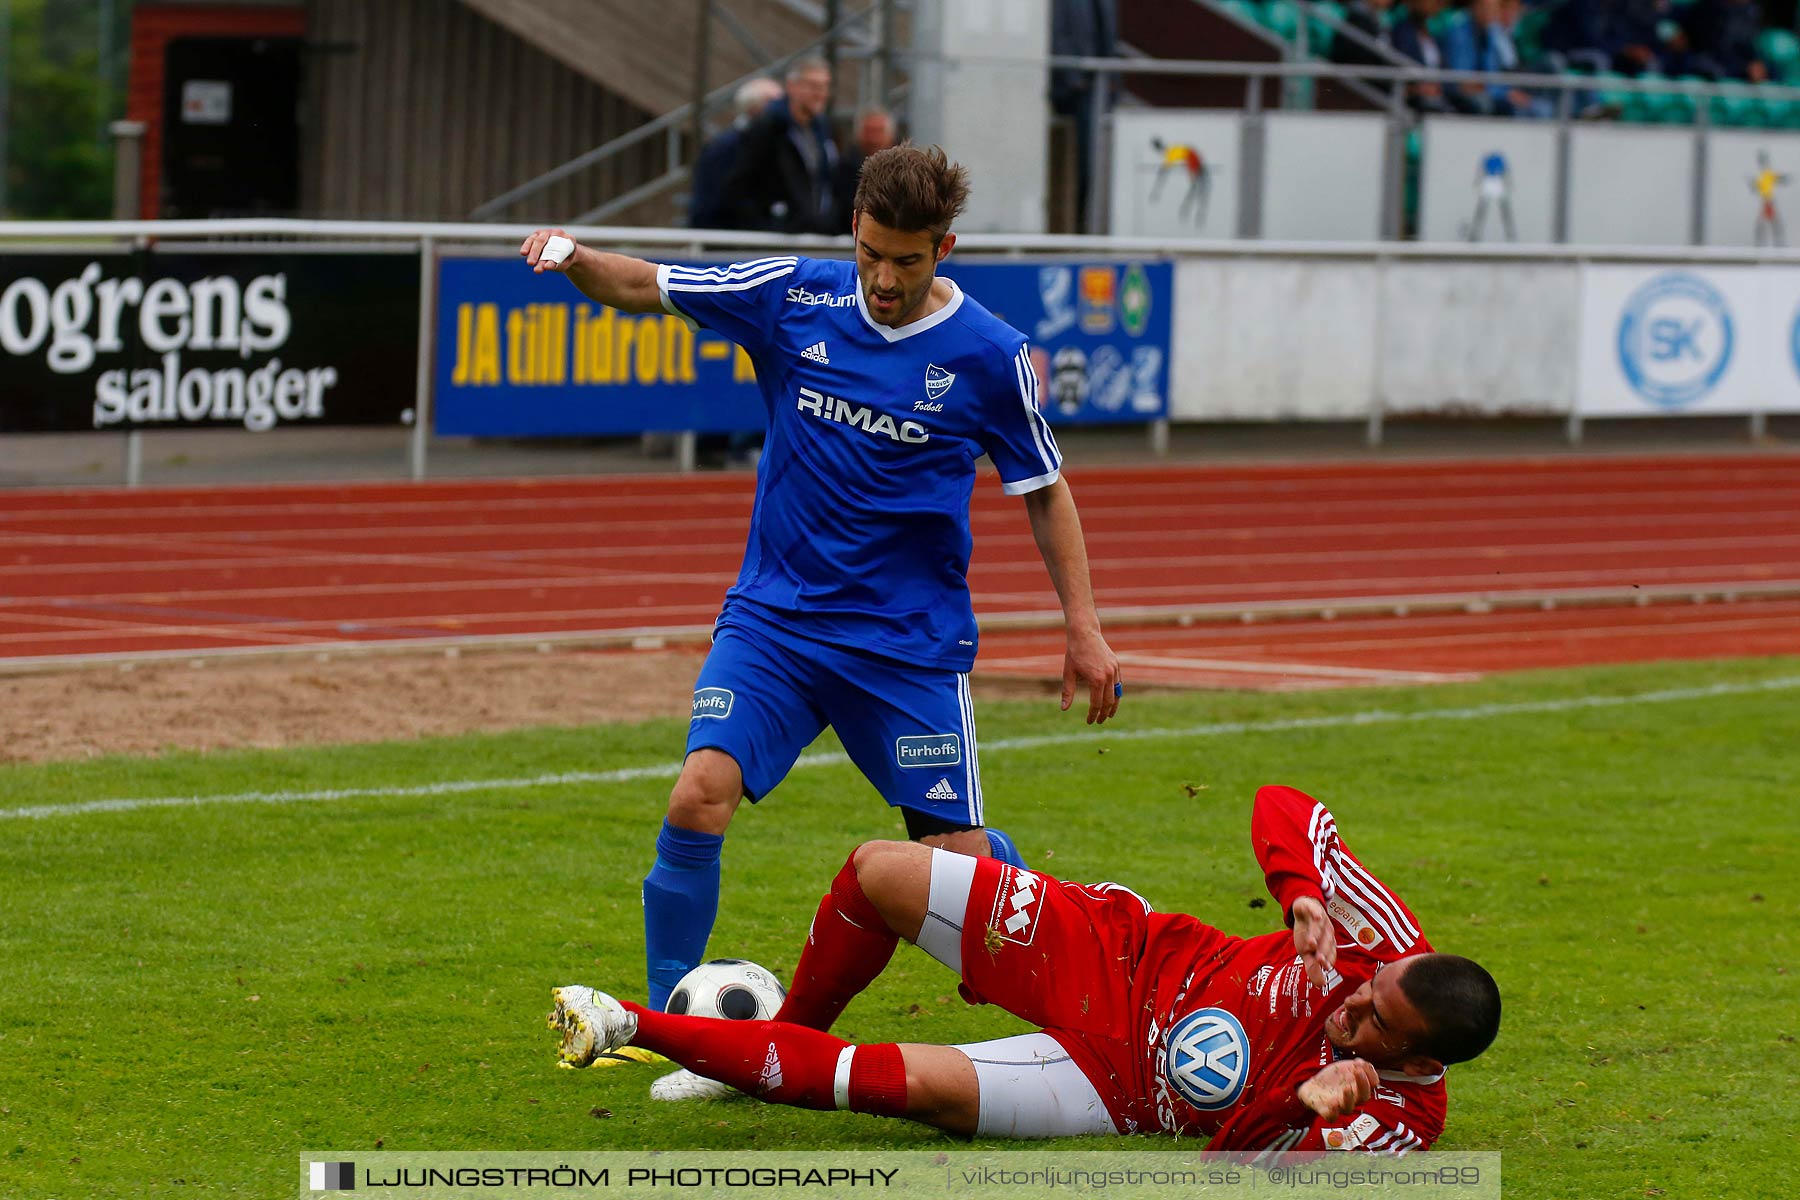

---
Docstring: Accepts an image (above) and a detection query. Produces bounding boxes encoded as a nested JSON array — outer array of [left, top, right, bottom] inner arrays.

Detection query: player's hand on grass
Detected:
[[1290, 894, 1337, 989], [1298, 1058, 1378, 1120], [521, 228, 579, 273], [1062, 627, 1122, 725]]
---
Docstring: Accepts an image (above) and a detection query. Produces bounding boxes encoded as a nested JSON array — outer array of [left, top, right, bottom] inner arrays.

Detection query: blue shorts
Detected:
[[685, 617, 985, 827]]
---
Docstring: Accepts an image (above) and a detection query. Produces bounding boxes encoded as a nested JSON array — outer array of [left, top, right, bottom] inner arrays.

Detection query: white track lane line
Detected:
[[1114, 652, 1481, 683], [5, 675, 1795, 821]]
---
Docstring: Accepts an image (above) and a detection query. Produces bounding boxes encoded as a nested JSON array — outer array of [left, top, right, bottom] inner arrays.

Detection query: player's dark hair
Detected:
[[1397, 954, 1501, 1065], [853, 143, 970, 244]]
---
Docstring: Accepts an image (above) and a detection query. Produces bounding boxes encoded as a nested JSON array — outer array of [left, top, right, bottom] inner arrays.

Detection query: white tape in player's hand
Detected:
[[540, 235, 575, 266]]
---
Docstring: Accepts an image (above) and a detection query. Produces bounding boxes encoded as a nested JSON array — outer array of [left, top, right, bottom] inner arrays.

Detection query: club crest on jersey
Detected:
[[924, 363, 956, 400], [1164, 1008, 1250, 1111]]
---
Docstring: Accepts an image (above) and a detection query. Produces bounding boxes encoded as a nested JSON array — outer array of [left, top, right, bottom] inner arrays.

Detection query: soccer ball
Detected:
[[665, 958, 786, 1020]]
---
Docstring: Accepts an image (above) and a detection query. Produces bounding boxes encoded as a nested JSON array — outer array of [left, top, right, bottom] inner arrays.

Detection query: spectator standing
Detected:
[[1050, 0, 1119, 230], [688, 77, 783, 230], [724, 56, 843, 234]]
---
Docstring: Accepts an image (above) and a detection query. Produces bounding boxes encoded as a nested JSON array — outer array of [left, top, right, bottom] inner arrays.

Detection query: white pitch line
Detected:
[[5, 675, 1796, 822], [1115, 652, 1480, 683]]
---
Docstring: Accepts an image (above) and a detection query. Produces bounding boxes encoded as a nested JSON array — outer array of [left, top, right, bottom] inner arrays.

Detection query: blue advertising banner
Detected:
[[433, 255, 1171, 437]]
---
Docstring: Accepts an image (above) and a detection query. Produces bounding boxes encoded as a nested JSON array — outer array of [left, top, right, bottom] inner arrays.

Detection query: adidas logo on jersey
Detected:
[[925, 778, 959, 802], [801, 341, 830, 364]]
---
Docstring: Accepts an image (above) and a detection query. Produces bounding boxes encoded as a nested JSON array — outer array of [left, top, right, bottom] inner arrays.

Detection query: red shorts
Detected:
[[951, 856, 1238, 1134]]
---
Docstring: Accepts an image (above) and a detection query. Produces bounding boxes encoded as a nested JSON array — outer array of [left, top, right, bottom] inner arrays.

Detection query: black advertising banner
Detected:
[[0, 251, 420, 433]]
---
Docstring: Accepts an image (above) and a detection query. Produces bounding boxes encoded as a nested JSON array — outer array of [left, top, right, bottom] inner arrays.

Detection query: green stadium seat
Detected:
[[1307, 1, 1344, 55], [1623, 71, 1667, 123], [1514, 5, 1552, 61], [1220, 0, 1261, 27], [1756, 29, 1800, 84], [1261, 0, 1301, 42], [1708, 85, 1760, 127]]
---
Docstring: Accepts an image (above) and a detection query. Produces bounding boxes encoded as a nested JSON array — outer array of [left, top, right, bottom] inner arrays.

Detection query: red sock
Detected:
[[623, 1002, 845, 1109], [774, 851, 899, 1031], [622, 1002, 910, 1117]]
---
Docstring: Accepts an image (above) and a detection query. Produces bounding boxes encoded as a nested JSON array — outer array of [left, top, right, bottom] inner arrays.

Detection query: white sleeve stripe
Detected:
[[1334, 870, 1413, 950], [1012, 347, 1059, 475], [1334, 849, 1420, 944], [1314, 811, 1343, 901], [665, 266, 796, 294], [1019, 347, 1061, 458], [663, 256, 797, 281]]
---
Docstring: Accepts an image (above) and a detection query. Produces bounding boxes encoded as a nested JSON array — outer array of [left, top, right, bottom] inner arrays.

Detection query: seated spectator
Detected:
[[1443, 0, 1558, 116], [1390, 0, 1464, 111], [1331, 0, 1398, 68], [1541, 0, 1667, 76], [1666, 0, 1768, 81], [688, 77, 783, 230]]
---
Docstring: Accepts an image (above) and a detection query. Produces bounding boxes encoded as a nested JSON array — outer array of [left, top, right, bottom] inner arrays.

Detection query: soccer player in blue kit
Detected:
[[521, 144, 1122, 1099]]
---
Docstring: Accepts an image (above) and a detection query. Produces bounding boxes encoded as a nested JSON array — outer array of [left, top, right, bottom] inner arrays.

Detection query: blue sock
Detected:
[[986, 827, 1026, 868], [642, 820, 725, 1012]]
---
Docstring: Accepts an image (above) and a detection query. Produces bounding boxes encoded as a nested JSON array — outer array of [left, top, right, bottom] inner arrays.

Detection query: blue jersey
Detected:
[[656, 255, 1062, 672]]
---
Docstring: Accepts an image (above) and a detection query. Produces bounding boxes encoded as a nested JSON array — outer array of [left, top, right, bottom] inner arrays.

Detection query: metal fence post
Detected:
[[1368, 253, 1388, 446], [410, 236, 437, 481], [1553, 88, 1572, 244]]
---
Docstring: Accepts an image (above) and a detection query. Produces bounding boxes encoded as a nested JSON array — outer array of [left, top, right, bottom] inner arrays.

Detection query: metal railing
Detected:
[[469, 1, 890, 224]]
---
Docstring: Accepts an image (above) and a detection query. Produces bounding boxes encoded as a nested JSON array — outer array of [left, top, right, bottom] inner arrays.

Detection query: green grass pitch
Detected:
[[1, 657, 1794, 1198]]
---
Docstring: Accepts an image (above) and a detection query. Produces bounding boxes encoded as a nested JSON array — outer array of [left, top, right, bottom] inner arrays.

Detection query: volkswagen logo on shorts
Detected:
[[1164, 1007, 1249, 1111], [1616, 272, 1734, 408]]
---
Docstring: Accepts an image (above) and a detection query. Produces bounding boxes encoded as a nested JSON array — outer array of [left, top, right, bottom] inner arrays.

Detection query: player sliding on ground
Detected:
[[547, 785, 1501, 1151], [522, 145, 1122, 1099]]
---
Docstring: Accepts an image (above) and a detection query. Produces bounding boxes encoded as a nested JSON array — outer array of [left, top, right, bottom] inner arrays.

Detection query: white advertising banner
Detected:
[[1701, 131, 1800, 248], [1260, 113, 1387, 242], [1108, 110, 1241, 239], [1578, 264, 1800, 415], [1567, 127, 1695, 247], [1418, 117, 1558, 244]]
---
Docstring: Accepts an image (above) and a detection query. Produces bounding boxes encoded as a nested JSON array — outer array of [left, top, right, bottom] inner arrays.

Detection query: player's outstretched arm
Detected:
[[519, 228, 665, 314], [1022, 477, 1122, 725]]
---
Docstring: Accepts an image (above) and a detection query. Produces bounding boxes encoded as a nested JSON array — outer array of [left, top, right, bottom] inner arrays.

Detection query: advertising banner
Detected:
[[432, 256, 1172, 437], [0, 251, 420, 434], [1577, 264, 1800, 415]]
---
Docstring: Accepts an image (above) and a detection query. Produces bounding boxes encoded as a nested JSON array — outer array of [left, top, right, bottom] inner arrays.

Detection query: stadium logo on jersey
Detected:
[[797, 387, 929, 444], [801, 341, 830, 364], [895, 733, 961, 768], [988, 866, 1043, 945], [1327, 895, 1384, 949], [691, 687, 735, 719], [786, 286, 856, 307], [1164, 1008, 1250, 1111], [924, 363, 956, 401]]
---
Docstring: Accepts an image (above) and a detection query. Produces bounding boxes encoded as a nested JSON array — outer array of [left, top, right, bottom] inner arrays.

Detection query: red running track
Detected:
[[2, 453, 1798, 686]]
